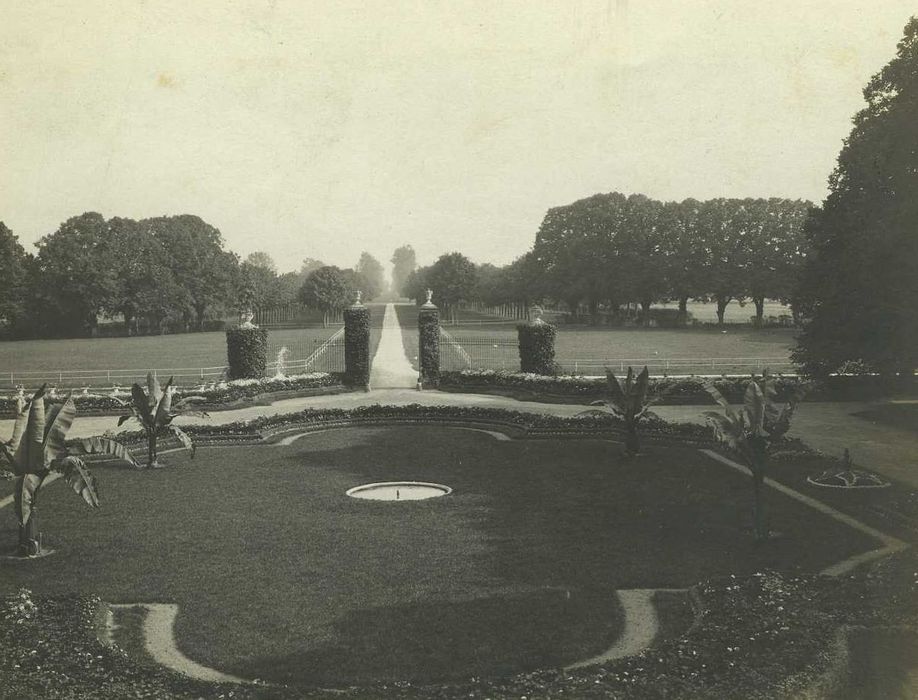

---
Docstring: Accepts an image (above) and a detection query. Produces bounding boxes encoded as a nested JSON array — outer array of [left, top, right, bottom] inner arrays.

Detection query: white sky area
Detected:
[[1, 1, 914, 273]]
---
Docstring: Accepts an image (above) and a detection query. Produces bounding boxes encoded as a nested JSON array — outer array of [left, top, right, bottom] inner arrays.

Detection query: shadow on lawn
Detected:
[[236, 587, 622, 686]]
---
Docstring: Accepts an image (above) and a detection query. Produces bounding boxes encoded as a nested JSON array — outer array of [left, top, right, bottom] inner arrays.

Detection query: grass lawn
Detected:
[[397, 305, 795, 374], [0, 426, 879, 687], [852, 403, 918, 436]]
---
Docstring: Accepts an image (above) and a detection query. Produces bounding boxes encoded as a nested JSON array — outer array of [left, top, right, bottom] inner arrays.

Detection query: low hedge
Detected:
[[225, 327, 268, 379]]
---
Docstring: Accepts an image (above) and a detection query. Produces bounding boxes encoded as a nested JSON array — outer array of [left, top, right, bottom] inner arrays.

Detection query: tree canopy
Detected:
[[794, 17, 918, 377]]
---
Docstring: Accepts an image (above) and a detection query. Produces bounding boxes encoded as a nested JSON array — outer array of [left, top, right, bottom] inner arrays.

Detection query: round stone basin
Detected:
[[346, 481, 452, 501]]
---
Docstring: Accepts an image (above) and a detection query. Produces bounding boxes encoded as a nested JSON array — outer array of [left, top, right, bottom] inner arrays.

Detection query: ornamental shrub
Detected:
[[418, 307, 440, 385], [517, 322, 556, 375], [225, 327, 268, 379], [344, 305, 370, 388]]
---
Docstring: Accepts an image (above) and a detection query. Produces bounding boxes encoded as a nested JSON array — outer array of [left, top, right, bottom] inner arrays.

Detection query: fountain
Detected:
[[274, 346, 289, 379], [346, 481, 452, 501]]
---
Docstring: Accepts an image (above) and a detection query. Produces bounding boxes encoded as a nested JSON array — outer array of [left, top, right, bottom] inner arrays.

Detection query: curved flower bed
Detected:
[[5, 551, 918, 699]]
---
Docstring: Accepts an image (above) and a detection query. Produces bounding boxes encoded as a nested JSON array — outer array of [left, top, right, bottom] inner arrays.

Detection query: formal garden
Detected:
[[3, 10, 918, 700]]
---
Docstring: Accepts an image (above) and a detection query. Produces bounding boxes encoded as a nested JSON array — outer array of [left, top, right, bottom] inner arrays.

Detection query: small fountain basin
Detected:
[[346, 481, 452, 501]]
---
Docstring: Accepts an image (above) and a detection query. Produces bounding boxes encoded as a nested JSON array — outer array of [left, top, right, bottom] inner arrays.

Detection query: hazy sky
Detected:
[[1, 1, 914, 273]]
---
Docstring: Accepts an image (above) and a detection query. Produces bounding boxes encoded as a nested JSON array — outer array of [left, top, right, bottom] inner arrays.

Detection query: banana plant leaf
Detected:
[[703, 380, 731, 408], [70, 437, 139, 467], [147, 373, 162, 409], [130, 383, 154, 426], [8, 396, 28, 455], [13, 472, 47, 526], [744, 382, 766, 436], [13, 387, 47, 475], [55, 456, 100, 508], [43, 395, 77, 465], [169, 425, 196, 458], [152, 376, 175, 429]]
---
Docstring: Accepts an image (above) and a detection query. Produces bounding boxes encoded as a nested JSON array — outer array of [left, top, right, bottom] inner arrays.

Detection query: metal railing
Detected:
[[556, 357, 796, 376]]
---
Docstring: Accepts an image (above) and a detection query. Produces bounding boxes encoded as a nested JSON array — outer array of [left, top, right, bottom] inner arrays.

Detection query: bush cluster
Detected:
[[343, 306, 370, 387], [418, 307, 440, 385], [225, 328, 268, 379], [517, 322, 557, 375]]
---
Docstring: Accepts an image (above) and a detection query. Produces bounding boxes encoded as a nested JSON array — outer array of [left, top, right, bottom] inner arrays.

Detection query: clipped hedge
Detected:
[[517, 322, 557, 375], [225, 328, 268, 380], [418, 307, 440, 386], [439, 370, 810, 404], [343, 305, 371, 388]]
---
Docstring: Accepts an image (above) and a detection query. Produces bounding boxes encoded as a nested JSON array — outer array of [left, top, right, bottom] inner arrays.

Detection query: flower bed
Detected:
[[5, 549, 918, 698], [438, 370, 807, 405], [0, 373, 349, 417]]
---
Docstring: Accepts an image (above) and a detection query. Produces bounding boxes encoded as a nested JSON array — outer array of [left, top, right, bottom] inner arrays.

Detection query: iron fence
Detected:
[[439, 332, 520, 372]]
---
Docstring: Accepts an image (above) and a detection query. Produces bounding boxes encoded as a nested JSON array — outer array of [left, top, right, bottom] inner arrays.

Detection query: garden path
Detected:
[[2, 391, 915, 488], [368, 303, 417, 389]]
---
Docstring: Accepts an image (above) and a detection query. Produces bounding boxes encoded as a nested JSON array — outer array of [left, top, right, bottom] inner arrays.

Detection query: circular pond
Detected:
[[346, 481, 452, 501]]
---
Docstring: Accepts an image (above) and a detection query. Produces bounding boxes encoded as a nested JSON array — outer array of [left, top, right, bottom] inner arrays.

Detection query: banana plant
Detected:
[[118, 373, 204, 468], [579, 366, 655, 456], [0, 385, 137, 557], [703, 372, 808, 541]]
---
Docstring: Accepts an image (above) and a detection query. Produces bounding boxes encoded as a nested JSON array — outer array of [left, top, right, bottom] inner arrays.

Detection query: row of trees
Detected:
[[401, 195, 810, 328], [0, 213, 388, 338]]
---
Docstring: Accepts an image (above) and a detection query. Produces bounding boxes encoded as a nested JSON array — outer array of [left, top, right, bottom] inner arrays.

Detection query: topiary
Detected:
[[225, 327, 268, 380]]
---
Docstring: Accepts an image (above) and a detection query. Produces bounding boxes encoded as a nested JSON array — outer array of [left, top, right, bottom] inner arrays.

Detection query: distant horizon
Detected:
[[2, 1, 914, 272]]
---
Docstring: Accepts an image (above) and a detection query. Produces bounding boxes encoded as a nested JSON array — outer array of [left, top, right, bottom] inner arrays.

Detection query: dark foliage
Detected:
[[517, 322, 557, 375], [418, 307, 440, 385], [343, 305, 370, 388], [225, 327, 268, 379]]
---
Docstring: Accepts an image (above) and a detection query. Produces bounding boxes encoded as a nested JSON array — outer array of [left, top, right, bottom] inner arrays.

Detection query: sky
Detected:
[[1, 1, 914, 274]]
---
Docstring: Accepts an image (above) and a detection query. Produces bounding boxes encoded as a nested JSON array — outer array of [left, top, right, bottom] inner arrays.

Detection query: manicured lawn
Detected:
[[396, 304, 795, 374], [852, 403, 918, 436], [0, 304, 390, 388], [0, 426, 878, 687]]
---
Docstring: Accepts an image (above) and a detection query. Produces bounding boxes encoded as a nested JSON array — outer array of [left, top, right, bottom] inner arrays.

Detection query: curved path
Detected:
[[368, 303, 417, 389]]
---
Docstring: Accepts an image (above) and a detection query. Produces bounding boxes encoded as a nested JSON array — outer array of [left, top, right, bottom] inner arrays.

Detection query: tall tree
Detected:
[[146, 215, 238, 329], [297, 265, 350, 327], [245, 251, 277, 274], [794, 17, 918, 377], [0, 222, 29, 330], [697, 199, 749, 326], [33, 212, 118, 336], [428, 252, 477, 322], [390, 245, 417, 299], [355, 252, 386, 300]]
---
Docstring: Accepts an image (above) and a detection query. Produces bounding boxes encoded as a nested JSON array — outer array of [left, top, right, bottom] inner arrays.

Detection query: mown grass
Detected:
[[0, 426, 879, 687]]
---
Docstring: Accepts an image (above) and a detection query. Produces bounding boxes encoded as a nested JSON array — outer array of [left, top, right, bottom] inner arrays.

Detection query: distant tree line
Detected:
[[402, 196, 812, 327], [0, 212, 387, 338]]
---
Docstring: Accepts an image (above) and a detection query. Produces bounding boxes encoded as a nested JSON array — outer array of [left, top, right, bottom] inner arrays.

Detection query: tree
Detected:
[[355, 252, 386, 300], [239, 260, 281, 312], [33, 212, 118, 336], [794, 17, 918, 377], [245, 251, 277, 274], [390, 245, 417, 299], [402, 265, 430, 302], [146, 215, 238, 330], [615, 195, 667, 325], [0, 222, 29, 329], [298, 265, 350, 326], [107, 217, 183, 335], [428, 252, 478, 322], [661, 199, 707, 323], [0, 386, 136, 556], [740, 199, 811, 327], [697, 199, 749, 325]]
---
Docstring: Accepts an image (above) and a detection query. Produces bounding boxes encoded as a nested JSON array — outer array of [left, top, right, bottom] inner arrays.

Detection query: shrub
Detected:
[[225, 327, 268, 379], [343, 305, 370, 388], [517, 322, 556, 375], [419, 307, 440, 386]]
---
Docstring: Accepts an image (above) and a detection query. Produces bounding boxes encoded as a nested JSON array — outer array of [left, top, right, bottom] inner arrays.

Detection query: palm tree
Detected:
[[0, 385, 136, 556], [118, 373, 203, 468]]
